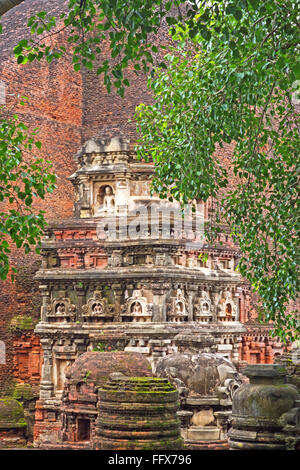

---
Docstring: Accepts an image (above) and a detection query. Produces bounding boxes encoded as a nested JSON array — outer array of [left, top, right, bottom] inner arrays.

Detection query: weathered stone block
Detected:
[[187, 426, 220, 441]]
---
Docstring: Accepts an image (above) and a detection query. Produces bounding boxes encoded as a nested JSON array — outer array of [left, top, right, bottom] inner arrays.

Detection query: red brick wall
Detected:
[[12, 332, 42, 386]]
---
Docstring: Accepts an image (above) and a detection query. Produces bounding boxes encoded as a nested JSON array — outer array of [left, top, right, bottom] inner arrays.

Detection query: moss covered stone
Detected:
[[13, 383, 35, 402], [9, 315, 36, 331], [229, 364, 300, 450], [0, 398, 27, 429]]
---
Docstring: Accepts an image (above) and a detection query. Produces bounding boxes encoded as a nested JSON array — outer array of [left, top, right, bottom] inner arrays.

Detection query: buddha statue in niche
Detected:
[[131, 301, 143, 314], [175, 301, 184, 314], [96, 185, 115, 214], [56, 302, 66, 315]]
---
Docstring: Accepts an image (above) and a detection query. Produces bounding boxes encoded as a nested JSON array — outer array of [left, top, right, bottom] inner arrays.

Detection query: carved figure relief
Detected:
[[47, 293, 77, 323], [121, 289, 153, 323], [109, 252, 123, 267], [218, 291, 238, 322], [82, 290, 114, 322], [194, 290, 213, 322], [95, 185, 115, 215], [155, 253, 168, 266], [167, 288, 189, 323]]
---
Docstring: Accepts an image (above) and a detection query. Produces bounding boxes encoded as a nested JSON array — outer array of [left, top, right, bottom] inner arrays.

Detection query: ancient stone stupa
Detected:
[[33, 130, 254, 445]]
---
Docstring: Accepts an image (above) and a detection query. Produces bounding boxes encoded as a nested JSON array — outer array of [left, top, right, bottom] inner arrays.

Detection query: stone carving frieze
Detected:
[[88, 152, 129, 166], [47, 293, 77, 323]]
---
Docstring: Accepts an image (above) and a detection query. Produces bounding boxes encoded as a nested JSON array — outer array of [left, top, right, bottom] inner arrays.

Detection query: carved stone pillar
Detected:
[[149, 339, 168, 369], [39, 284, 50, 322], [40, 338, 54, 400], [74, 283, 86, 322], [152, 285, 166, 322], [75, 248, 86, 269], [232, 336, 242, 362], [73, 338, 86, 358], [211, 287, 221, 322], [81, 175, 90, 206], [188, 286, 197, 321]]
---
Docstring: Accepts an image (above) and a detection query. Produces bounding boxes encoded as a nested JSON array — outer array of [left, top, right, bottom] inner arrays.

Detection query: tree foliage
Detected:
[[134, 1, 300, 340], [0, 106, 56, 280]]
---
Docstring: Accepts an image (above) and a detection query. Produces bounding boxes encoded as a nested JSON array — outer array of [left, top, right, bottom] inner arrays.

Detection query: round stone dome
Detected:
[[155, 352, 242, 399], [66, 351, 152, 387]]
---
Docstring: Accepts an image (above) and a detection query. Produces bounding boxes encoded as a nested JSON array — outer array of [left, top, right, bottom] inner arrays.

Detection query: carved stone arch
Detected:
[[194, 289, 213, 323], [47, 291, 77, 323]]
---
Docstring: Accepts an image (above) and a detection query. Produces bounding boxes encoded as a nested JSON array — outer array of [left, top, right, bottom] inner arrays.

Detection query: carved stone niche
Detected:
[[94, 184, 115, 216], [109, 251, 123, 267], [194, 290, 213, 323], [47, 292, 77, 323], [53, 342, 77, 396], [217, 290, 238, 322], [120, 289, 153, 323], [167, 288, 189, 323], [82, 290, 114, 323]]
